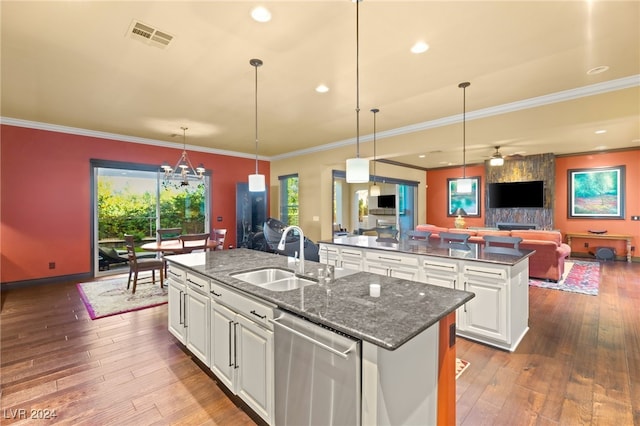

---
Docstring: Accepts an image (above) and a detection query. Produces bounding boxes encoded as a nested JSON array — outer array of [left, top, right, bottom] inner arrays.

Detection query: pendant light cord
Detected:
[[458, 82, 470, 179], [371, 108, 379, 179], [355, 0, 360, 159], [254, 62, 259, 174]]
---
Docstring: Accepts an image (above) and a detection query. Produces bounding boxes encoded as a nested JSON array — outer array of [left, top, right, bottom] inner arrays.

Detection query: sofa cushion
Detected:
[[475, 230, 512, 238], [509, 230, 562, 246]]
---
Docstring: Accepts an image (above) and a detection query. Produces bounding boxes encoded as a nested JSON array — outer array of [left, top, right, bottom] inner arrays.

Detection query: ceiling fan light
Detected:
[[490, 155, 504, 166]]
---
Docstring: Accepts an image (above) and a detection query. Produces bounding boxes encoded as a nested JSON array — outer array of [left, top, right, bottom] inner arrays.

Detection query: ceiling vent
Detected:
[[128, 20, 173, 49]]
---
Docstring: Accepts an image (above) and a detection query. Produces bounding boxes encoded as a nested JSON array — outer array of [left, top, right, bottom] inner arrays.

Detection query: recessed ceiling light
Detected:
[[251, 6, 271, 23], [315, 84, 329, 93], [418, 154, 426, 158], [595, 129, 607, 134], [411, 41, 429, 54], [587, 65, 609, 75]]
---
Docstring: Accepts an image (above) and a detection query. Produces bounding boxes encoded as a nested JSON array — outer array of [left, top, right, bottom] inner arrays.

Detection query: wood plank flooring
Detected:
[[2, 259, 639, 425]]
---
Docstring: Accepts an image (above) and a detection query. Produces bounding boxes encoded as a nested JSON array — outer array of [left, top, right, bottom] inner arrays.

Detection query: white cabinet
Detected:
[[341, 248, 364, 271], [319, 244, 364, 271], [455, 259, 529, 351], [421, 258, 458, 289], [167, 266, 210, 365], [364, 250, 420, 281], [210, 280, 274, 425]]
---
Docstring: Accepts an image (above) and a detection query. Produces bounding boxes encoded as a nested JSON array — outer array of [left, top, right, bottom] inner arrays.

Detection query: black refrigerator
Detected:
[[235, 182, 267, 248]]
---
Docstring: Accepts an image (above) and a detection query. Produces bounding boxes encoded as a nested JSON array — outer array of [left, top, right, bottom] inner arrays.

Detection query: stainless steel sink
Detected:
[[231, 267, 317, 292]]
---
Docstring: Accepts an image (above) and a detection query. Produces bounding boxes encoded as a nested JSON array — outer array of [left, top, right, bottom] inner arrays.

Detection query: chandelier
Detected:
[[160, 127, 206, 189]]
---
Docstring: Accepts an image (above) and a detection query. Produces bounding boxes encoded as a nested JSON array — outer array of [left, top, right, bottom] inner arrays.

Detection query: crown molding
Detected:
[[272, 74, 640, 160], [0, 117, 268, 161]]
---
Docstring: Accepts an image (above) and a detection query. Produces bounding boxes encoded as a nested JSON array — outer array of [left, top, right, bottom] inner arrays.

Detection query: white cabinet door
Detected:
[[210, 302, 236, 391], [186, 289, 209, 365], [168, 280, 186, 343], [236, 314, 274, 424], [319, 244, 340, 266], [459, 265, 508, 342]]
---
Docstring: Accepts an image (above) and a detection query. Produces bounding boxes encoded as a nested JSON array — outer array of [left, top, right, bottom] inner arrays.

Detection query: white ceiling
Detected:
[[2, 1, 639, 169]]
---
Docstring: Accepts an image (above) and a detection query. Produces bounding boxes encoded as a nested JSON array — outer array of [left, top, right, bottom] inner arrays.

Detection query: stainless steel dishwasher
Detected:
[[270, 309, 361, 426]]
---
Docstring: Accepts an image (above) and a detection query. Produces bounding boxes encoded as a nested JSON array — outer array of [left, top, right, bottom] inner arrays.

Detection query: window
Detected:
[[279, 174, 299, 226]]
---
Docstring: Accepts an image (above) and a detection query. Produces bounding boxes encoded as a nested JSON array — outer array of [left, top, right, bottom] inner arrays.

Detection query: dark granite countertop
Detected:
[[320, 235, 535, 266], [166, 248, 474, 351]]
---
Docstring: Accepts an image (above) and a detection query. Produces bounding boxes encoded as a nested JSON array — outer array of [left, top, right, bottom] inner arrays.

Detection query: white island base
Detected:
[[362, 321, 441, 425]]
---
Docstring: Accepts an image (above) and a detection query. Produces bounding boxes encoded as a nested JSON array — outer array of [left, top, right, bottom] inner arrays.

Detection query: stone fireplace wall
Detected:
[[484, 153, 555, 230]]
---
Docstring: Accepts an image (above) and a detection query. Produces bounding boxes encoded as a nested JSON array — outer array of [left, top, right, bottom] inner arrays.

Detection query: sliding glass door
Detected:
[[92, 161, 209, 276]]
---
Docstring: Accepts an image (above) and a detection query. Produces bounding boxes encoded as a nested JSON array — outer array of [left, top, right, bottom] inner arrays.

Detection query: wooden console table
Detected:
[[566, 233, 633, 263]]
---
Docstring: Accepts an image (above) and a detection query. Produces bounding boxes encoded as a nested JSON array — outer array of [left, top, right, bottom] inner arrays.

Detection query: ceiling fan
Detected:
[[488, 145, 525, 166]]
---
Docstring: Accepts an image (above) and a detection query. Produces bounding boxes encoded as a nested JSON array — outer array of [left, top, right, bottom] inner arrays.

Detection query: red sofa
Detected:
[[415, 225, 572, 282]]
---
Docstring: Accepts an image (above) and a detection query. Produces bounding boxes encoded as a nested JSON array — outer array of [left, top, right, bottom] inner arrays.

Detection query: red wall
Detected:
[[425, 150, 640, 257], [0, 125, 269, 283], [426, 164, 486, 229]]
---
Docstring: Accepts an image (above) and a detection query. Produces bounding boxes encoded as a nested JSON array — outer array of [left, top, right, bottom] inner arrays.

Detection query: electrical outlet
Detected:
[[217, 216, 223, 222], [49, 262, 56, 269], [584, 242, 589, 248]]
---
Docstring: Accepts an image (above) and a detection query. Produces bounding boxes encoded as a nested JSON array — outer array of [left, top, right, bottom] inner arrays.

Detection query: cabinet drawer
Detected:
[[210, 281, 274, 328], [186, 271, 210, 294], [423, 259, 458, 273], [366, 251, 418, 266], [167, 265, 186, 282], [463, 265, 507, 281], [341, 248, 363, 258]]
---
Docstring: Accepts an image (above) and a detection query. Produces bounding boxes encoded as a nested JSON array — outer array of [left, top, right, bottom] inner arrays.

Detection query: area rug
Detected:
[[77, 274, 168, 320], [528, 260, 600, 296], [456, 358, 470, 380]]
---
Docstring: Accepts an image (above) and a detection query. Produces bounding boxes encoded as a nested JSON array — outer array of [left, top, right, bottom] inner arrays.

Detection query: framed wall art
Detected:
[[567, 165, 625, 219], [447, 177, 481, 217]]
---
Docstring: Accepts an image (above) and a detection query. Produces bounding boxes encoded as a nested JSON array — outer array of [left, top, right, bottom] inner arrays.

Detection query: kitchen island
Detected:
[[165, 248, 473, 425], [319, 235, 535, 352]]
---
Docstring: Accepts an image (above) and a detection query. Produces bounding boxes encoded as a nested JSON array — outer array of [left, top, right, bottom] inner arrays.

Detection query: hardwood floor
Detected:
[[1, 259, 638, 425]]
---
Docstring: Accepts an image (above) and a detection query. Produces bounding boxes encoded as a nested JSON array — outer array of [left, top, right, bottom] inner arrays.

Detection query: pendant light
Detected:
[[456, 81, 473, 194], [369, 108, 381, 196], [248, 58, 266, 192], [345, 0, 369, 183], [161, 127, 206, 189], [490, 145, 504, 166]]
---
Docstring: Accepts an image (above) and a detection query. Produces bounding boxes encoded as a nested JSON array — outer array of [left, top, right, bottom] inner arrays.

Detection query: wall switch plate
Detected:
[[217, 216, 223, 222], [631, 215, 640, 221]]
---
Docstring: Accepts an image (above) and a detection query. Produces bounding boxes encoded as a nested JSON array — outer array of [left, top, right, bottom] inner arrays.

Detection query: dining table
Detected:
[[140, 239, 219, 253]]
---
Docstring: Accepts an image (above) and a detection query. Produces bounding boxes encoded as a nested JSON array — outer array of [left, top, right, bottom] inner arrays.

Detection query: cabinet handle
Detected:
[[250, 309, 266, 320], [228, 320, 233, 367], [210, 290, 222, 297], [183, 294, 188, 327], [187, 278, 203, 287], [233, 322, 239, 369], [179, 291, 184, 325]]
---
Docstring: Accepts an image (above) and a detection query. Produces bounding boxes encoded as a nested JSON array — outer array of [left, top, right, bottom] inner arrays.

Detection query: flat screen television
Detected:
[[489, 181, 544, 208], [377, 195, 396, 208]]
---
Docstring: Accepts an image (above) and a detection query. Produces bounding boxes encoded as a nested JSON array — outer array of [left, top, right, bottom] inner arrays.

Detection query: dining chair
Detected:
[[213, 228, 227, 250], [179, 233, 210, 254], [124, 234, 164, 294], [157, 227, 182, 242]]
